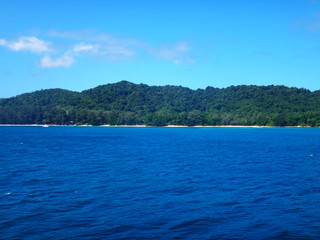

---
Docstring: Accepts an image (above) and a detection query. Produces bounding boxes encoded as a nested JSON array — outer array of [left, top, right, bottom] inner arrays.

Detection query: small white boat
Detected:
[[43, 124, 49, 127]]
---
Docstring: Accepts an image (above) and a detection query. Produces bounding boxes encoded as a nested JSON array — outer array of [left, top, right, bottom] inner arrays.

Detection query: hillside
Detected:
[[1, 81, 320, 126]]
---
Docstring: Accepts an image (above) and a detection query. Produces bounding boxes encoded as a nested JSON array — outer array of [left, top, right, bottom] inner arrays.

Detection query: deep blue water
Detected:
[[1, 127, 320, 239]]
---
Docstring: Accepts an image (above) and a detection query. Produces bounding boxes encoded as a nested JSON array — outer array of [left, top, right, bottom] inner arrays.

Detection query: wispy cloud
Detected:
[[48, 29, 195, 65], [40, 42, 98, 68], [98, 45, 135, 61], [48, 29, 139, 45], [73, 42, 96, 53], [148, 41, 195, 65], [40, 53, 74, 68], [292, 13, 320, 33], [0, 31, 195, 68], [48, 30, 138, 62], [0, 36, 51, 53]]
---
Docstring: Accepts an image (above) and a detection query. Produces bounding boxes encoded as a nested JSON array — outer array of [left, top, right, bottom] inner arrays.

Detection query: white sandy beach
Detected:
[[0, 124, 306, 128]]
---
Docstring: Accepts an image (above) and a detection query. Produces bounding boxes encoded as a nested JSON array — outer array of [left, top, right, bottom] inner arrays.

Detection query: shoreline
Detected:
[[0, 124, 311, 128]]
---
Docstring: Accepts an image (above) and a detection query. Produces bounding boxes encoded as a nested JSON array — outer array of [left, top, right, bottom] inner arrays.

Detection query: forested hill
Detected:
[[1, 80, 320, 126]]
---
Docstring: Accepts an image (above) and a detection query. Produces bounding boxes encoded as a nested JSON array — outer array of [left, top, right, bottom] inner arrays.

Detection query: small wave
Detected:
[[108, 224, 135, 235], [250, 196, 268, 204], [216, 201, 240, 207], [169, 217, 225, 231], [265, 229, 305, 240]]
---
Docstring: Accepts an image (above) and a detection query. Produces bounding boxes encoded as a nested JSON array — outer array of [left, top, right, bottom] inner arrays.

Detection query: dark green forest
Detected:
[[1, 80, 320, 126]]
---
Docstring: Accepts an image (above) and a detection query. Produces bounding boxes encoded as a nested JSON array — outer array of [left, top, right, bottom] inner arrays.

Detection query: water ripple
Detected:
[[1, 127, 320, 239]]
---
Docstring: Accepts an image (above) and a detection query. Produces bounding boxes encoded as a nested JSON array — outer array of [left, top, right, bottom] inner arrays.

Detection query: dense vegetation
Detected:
[[1, 80, 320, 126]]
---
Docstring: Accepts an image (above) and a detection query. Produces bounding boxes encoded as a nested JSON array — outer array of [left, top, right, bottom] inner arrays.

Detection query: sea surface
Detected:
[[1, 126, 320, 239]]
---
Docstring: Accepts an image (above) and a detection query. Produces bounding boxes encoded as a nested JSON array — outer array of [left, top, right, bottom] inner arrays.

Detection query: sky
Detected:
[[1, 0, 320, 98]]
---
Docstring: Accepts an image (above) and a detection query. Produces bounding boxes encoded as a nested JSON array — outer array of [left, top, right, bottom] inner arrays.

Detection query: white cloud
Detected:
[[0, 39, 6, 46], [149, 41, 195, 65], [40, 54, 74, 68], [104, 45, 133, 56], [48, 30, 194, 64], [0, 36, 51, 53], [73, 42, 95, 52], [49, 31, 136, 61], [48, 29, 138, 45], [72, 42, 134, 61], [1, 31, 195, 68], [172, 57, 196, 65], [100, 45, 135, 61], [173, 42, 190, 52]]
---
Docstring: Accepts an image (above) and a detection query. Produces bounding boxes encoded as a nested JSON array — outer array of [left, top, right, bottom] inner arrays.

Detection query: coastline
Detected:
[[0, 124, 309, 128]]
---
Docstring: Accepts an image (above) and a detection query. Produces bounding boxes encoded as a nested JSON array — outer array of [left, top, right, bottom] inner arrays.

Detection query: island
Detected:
[[1, 80, 319, 127]]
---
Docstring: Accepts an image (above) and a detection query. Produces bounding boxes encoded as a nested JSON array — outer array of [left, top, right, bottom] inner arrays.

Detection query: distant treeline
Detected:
[[1, 80, 320, 126]]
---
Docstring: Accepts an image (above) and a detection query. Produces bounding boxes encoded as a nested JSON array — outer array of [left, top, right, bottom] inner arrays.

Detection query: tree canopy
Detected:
[[1, 80, 320, 126]]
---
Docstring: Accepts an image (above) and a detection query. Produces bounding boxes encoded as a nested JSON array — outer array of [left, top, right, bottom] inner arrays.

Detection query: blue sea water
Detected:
[[1, 127, 320, 239]]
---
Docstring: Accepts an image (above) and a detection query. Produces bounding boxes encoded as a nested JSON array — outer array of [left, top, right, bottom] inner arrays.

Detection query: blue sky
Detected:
[[1, 0, 320, 98]]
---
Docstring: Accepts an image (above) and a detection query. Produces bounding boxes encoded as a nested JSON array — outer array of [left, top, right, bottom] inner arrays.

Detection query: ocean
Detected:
[[1, 126, 320, 239]]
